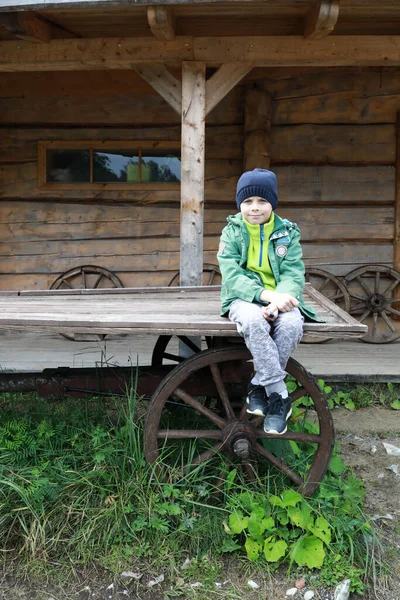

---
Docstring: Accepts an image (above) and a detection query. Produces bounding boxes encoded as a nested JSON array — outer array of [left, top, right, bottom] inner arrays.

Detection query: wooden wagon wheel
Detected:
[[303, 268, 351, 344], [144, 347, 334, 497], [168, 264, 222, 286], [50, 265, 124, 341], [344, 265, 400, 344]]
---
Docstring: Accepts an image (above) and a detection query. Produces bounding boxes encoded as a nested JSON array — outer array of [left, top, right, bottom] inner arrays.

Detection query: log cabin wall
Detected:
[[0, 66, 398, 290]]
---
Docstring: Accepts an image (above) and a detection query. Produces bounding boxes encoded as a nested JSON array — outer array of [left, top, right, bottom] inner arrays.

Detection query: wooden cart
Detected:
[[0, 284, 367, 496]]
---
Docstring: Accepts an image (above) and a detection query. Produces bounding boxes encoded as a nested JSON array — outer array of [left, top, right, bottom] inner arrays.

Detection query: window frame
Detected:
[[37, 140, 181, 190]]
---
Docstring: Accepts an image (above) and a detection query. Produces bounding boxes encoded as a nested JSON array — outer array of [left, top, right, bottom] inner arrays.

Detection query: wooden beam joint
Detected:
[[304, 0, 340, 40], [147, 6, 175, 41], [0, 11, 52, 42]]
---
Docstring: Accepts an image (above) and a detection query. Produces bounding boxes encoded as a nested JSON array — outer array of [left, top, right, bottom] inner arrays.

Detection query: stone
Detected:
[[295, 577, 306, 590], [147, 574, 164, 588], [286, 588, 298, 597], [382, 442, 400, 456], [247, 580, 260, 590], [304, 592, 315, 600], [334, 579, 351, 600]]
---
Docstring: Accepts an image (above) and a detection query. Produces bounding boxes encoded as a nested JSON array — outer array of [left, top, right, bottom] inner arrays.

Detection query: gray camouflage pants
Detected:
[[228, 299, 304, 387]]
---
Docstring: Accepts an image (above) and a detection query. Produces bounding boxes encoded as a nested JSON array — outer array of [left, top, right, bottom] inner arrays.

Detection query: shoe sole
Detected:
[[246, 397, 266, 417], [263, 407, 293, 435]]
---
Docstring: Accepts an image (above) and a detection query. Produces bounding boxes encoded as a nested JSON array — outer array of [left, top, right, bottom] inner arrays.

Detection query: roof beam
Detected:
[[3, 36, 400, 71], [0, 11, 52, 42], [304, 0, 340, 40], [0, 0, 262, 11], [147, 6, 175, 41], [0, 10, 78, 41]]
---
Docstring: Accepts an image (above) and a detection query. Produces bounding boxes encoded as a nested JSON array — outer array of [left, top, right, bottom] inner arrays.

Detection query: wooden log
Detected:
[[395, 113, 400, 314], [180, 61, 206, 287], [270, 124, 396, 165], [147, 6, 175, 41], [244, 86, 272, 171], [304, 0, 340, 40]]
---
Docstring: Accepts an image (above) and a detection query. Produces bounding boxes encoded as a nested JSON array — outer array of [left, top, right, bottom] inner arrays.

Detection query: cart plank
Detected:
[[0, 284, 367, 340]]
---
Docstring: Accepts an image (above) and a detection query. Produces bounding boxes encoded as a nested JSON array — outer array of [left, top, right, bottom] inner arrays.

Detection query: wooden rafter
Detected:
[[304, 0, 340, 40], [147, 6, 175, 41], [4, 36, 400, 71], [133, 64, 181, 115], [0, 10, 78, 41], [205, 62, 252, 115]]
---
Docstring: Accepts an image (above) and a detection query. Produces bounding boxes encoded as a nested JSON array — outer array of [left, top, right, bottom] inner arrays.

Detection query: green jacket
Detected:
[[217, 212, 319, 321]]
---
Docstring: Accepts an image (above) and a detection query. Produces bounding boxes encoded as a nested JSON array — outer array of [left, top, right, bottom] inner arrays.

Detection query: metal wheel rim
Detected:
[[168, 264, 221, 287], [344, 265, 400, 344], [144, 346, 334, 497]]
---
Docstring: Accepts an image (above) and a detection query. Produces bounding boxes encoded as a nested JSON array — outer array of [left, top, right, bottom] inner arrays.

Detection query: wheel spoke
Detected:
[[359, 308, 371, 323], [254, 442, 303, 486], [81, 270, 87, 288], [60, 278, 73, 289], [350, 293, 367, 302], [191, 443, 224, 466], [385, 297, 400, 304], [255, 430, 321, 444], [381, 311, 396, 333], [163, 352, 186, 363], [328, 291, 344, 302], [383, 279, 400, 297], [242, 461, 256, 481], [371, 312, 378, 338], [208, 271, 216, 285], [173, 387, 226, 429], [318, 277, 330, 294], [178, 336, 201, 354], [157, 429, 222, 440], [210, 364, 236, 419], [356, 276, 372, 297], [386, 306, 400, 317], [374, 271, 381, 294], [93, 274, 104, 289], [291, 386, 306, 402]]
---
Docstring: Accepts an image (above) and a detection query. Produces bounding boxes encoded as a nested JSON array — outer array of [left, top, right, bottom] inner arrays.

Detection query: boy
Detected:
[[217, 168, 317, 435]]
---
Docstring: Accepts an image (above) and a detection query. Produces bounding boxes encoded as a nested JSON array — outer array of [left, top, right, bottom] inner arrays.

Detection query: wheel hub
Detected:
[[367, 293, 387, 312], [221, 420, 256, 459]]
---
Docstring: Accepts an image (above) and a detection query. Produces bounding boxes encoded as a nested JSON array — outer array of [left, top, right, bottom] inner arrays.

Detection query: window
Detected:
[[38, 141, 181, 189]]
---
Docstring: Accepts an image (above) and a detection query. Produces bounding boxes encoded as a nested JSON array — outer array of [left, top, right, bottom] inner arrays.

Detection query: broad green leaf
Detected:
[[262, 516, 275, 530], [275, 509, 289, 525], [290, 534, 325, 569], [289, 440, 301, 457], [311, 516, 331, 544], [264, 538, 287, 562], [288, 503, 313, 531], [250, 506, 266, 520], [281, 489, 302, 507], [245, 537, 262, 561], [248, 513, 265, 539], [269, 495, 284, 508], [344, 399, 356, 411], [328, 454, 347, 475], [391, 399, 400, 410], [229, 511, 248, 534], [220, 538, 241, 553]]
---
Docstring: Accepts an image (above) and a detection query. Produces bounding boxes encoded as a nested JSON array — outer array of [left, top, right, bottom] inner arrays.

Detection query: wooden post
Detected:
[[180, 61, 206, 287], [395, 114, 400, 314], [243, 85, 272, 171]]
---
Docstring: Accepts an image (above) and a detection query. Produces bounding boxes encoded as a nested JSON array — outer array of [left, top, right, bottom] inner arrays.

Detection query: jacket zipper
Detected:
[[259, 224, 264, 267]]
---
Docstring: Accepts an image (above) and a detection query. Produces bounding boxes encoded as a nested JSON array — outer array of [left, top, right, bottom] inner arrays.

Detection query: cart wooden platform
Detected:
[[0, 284, 367, 496]]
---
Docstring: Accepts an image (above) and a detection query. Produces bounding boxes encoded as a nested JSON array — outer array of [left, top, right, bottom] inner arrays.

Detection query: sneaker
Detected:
[[246, 383, 269, 416], [263, 392, 292, 435]]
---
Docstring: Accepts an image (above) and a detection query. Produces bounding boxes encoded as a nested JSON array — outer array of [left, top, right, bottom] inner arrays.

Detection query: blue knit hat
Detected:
[[235, 168, 278, 210]]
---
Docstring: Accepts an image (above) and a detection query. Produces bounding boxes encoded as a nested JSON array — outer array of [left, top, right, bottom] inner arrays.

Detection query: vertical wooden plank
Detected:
[[395, 114, 400, 313], [180, 61, 206, 287], [244, 85, 272, 171]]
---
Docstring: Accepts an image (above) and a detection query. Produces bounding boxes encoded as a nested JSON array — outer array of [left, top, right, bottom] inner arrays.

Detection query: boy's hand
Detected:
[[260, 290, 299, 312], [261, 303, 278, 321]]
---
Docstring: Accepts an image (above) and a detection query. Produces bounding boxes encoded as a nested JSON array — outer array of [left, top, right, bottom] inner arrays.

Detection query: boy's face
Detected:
[[240, 196, 273, 225]]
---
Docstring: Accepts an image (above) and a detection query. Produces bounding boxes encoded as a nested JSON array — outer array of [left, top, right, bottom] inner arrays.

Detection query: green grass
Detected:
[[0, 384, 390, 596]]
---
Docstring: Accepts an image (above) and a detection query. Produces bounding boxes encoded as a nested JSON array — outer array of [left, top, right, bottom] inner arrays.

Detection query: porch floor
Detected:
[[0, 331, 398, 383]]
